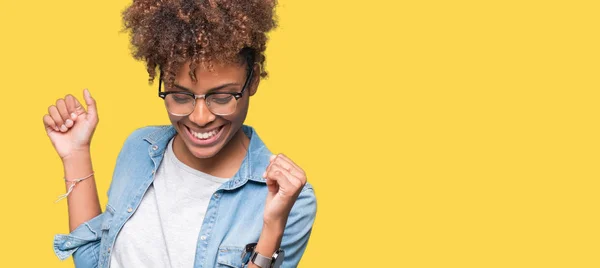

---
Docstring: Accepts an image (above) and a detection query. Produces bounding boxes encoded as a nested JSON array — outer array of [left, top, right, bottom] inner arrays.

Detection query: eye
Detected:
[[170, 93, 193, 104], [209, 94, 234, 105]]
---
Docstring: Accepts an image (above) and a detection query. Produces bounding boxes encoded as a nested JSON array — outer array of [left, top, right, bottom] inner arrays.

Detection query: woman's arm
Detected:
[[43, 89, 101, 232], [248, 224, 284, 268], [249, 187, 317, 268], [250, 153, 314, 267], [62, 151, 101, 232]]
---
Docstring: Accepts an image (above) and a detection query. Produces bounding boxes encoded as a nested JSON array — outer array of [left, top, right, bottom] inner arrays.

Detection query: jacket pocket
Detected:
[[217, 246, 245, 268]]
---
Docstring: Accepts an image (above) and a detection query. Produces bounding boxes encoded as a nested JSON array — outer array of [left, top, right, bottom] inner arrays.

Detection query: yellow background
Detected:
[[0, 0, 598, 267]]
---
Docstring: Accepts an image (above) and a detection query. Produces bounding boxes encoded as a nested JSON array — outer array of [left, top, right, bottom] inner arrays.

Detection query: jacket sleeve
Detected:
[[53, 211, 105, 268], [280, 185, 317, 267]]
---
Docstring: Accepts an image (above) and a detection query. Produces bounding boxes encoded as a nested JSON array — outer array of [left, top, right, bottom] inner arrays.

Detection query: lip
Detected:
[[183, 124, 226, 146]]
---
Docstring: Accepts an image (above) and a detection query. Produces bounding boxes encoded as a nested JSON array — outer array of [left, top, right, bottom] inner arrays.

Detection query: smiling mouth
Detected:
[[184, 124, 226, 145], [189, 126, 222, 139]]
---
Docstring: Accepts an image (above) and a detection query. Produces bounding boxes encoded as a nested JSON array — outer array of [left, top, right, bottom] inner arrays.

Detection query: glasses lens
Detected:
[[165, 93, 195, 116], [207, 93, 237, 115]]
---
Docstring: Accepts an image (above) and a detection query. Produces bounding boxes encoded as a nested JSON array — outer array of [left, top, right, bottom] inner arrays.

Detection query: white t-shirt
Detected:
[[110, 138, 228, 268]]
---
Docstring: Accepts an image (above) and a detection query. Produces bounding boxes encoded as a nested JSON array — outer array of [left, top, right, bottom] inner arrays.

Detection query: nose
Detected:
[[188, 98, 216, 127]]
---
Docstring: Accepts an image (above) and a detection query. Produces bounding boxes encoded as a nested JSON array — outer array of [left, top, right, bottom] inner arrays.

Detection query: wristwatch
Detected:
[[242, 243, 285, 268]]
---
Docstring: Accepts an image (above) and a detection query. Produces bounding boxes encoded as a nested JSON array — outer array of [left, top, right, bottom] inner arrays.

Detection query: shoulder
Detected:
[[124, 125, 171, 144], [109, 126, 173, 196], [113, 125, 175, 167], [119, 125, 174, 150], [127, 125, 160, 139], [295, 182, 317, 215]]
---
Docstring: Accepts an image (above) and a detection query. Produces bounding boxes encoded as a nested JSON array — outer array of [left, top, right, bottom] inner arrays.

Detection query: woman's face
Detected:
[[165, 60, 258, 159]]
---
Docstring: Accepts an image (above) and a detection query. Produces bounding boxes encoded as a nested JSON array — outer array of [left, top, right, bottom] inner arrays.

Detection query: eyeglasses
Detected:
[[158, 67, 254, 116]]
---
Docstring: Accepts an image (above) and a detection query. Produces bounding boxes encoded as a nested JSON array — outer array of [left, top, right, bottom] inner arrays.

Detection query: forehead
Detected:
[[175, 61, 247, 85]]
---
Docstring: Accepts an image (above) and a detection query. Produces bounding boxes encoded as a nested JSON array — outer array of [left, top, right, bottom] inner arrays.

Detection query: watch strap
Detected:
[[250, 251, 272, 268], [242, 243, 285, 268], [242, 243, 257, 264], [271, 249, 285, 268]]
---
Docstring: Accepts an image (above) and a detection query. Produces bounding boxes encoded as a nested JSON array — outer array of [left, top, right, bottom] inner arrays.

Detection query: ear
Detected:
[[249, 64, 261, 96]]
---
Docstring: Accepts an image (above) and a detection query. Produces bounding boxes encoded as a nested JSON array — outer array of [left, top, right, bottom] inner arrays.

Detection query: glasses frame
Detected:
[[158, 66, 255, 116]]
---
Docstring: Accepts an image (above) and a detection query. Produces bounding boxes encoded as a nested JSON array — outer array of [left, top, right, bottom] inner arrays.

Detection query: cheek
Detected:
[[168, 113, 184, 126], [229, 102, 250, 124]]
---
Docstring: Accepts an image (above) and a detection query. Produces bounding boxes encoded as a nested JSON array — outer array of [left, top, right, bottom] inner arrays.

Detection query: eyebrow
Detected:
[[172, 82, 240, 93]]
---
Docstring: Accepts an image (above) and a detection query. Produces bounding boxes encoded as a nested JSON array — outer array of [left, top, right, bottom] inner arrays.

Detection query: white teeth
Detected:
[[190, 127, 220, 140]]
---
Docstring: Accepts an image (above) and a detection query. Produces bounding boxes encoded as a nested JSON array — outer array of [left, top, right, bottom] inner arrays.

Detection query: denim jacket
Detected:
[[53, 125, 317, 268]]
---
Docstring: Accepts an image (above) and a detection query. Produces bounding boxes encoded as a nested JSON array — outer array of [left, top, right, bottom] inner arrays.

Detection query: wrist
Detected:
[[61, 147, 91, 164], [262, 216, 287, 233], [61, 147, 91, 163], [262, 222, 285, 238], [62, 150, 93, 180], [254, 223, 284, 258]]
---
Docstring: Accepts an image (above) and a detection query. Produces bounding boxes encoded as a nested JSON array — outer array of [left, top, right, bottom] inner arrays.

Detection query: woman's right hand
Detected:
[[43, 89, 99, 161]]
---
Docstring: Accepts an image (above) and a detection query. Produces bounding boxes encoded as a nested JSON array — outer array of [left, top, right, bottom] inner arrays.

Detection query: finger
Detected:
[[48, 106, 67, 132], [43, 114, 59, 133], [271, 154, 306, 182], [73, 95, 86, 116], [264, 163, 295, 194], [271, 162, 304, 188], [265, 168, 295, 195], [263, 161, 278, 193], [270, 155, 293, 172], [264, 157, 279, 178], [270, 156, 295, 176], [275, 153, 304, 175], [56, 99, 74, 128], [65, 95, 77, 120], [83, 89, 97, 120], [267, 162, 304, 189], [265, 174, 279, 194]]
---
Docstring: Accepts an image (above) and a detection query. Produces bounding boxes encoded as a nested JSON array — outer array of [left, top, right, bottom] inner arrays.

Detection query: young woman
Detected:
[[45, 1, 317, 267]]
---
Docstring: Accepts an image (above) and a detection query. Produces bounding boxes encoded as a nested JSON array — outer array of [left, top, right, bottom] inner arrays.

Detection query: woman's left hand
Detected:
[[262, 153, 307, 231]]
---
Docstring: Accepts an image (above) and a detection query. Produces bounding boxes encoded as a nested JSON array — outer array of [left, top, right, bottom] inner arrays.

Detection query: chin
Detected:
[[188, 146, 221, 159]]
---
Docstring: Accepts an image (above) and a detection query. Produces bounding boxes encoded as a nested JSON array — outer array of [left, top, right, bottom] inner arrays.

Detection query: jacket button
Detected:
[[200, 235, 207, 240], [127, 208, 133, 213], [152, 145, 159, 151]]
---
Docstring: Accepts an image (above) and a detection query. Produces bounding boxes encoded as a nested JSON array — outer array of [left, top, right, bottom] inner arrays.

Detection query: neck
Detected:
[[172, 128, 250, 178]]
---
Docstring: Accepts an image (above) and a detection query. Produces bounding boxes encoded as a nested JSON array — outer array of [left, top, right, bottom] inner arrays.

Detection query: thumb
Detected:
[[265, 176, 279, 194], [83, 89, 98, 119]]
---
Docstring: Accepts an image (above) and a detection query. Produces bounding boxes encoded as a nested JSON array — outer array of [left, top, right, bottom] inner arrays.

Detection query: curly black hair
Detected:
[[122, 0, 277, 88]]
